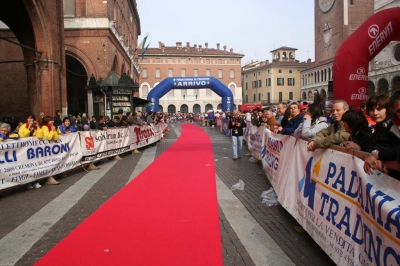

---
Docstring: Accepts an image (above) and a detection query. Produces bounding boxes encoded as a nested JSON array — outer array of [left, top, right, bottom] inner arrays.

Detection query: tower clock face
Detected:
[[318, 0, 335, 13]]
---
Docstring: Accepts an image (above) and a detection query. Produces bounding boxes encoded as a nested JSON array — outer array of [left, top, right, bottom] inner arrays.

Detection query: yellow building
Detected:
[[242, 47, 311, 106]]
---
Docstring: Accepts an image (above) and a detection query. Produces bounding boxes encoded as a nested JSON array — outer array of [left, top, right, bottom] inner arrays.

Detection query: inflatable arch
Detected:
[[146, 76, 234, 112], [333, 7, 400, 109]]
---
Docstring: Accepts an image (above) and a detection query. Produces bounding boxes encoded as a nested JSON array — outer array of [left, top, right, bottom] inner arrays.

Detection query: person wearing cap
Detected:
[[300, 102, 308, 114]]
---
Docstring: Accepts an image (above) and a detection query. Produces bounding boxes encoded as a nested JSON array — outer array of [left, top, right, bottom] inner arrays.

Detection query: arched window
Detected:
[[217, 104, 222, 110], [229, 84, 235, 95], [378, 79, 389, 94], [159, 105, 164, 113], [193, 104, 201, 113], [141, 85, 148, 97], [168, 104, 176, 114], [180, 104, 188, 113], [120, 64, 125, 76], [205, 104, 213, 112], [392, 76, 400, 92], [112, 55, 118, 71], [368, 81, 375, 96], [308, 91, 313, 101]]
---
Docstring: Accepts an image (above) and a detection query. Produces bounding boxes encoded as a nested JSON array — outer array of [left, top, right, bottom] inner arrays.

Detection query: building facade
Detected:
[[64, 0, 142, 117], [0, 0, 141, 121], [367, 0, 400, 95], [242, 47, 312, 106], [138, 42, 244, 113], [300, 0, 374, 106]]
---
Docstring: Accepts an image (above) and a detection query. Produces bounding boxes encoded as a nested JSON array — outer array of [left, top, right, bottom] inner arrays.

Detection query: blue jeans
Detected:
[[232, 136, 243, 158]]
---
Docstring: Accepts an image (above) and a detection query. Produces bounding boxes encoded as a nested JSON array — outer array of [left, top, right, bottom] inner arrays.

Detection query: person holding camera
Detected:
[[228, 111, 246, 160], [18, 114, 43, 138]]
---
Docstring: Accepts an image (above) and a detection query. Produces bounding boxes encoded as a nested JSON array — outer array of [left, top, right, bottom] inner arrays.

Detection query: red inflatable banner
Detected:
[[333, 8, 400, 109]]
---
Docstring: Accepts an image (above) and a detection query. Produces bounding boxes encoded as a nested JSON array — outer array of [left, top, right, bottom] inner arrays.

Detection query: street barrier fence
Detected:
[[243, 122, 400, 266], [0, 123, 164, 190]]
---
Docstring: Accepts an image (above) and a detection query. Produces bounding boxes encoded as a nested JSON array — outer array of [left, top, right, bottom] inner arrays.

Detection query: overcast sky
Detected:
[[137, 0, 315, 66]]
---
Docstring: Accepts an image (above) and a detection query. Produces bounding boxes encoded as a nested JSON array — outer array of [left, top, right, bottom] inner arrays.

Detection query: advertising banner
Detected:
[[80, 128, 130, 162], [247, 126, 266, 160], [262, 131, 295, 187], [243, 121, 251, 143], [280, 137, 400, 266], [245, 124, 259, 157], [129, 123, 163, 150], [221, 118, 231, 137], [0, 134, 82, 189]]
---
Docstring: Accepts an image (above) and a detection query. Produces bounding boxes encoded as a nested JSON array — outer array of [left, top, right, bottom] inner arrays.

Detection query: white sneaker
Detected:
[[27, 184, 34, 190], [34, 182, 41, 189]]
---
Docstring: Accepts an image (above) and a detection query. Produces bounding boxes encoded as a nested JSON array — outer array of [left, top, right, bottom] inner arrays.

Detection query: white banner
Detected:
[[221, 124, 400, 265], [0, 134, 82, 189], [277, 137, 400, 266], [262, 131, 296, 188], [129, 123, 163, 150], [80, 128, 130, 162], [246, 125, 265, 160]]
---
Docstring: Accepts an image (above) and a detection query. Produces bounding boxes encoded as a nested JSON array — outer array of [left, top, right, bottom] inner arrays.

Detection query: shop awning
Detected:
[[132, 97, 151, 107]]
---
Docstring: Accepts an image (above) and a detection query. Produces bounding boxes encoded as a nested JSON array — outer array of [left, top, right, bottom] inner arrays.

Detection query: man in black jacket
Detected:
[[96, 116, 108, 131], [228, 111, 246, 160]]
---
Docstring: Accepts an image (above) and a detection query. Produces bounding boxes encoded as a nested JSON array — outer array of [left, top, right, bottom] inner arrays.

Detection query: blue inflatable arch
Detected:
[[146, 77, 234, 112]]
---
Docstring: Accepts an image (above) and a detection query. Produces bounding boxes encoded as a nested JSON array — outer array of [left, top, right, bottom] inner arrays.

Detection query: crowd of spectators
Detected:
[[207, 92, 400, 180], [2, 90, 400, 184], [0, 109, 172, 189]]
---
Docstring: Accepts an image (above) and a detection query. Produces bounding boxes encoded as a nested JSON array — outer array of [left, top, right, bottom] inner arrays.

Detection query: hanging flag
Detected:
[[141, 43, 151, 60], [135, 33, 149, 52]]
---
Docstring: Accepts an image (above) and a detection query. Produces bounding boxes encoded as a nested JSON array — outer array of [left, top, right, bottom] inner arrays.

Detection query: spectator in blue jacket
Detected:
[[279, 102, 304, 135]]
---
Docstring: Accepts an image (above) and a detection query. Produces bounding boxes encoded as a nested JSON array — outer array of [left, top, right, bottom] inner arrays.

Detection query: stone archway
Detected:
[[0, 0, 66, 119], [66, 55, 88, 115]]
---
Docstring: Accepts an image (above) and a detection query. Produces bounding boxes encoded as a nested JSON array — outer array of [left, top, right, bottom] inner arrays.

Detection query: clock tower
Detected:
[[314, 0, 374, 64]]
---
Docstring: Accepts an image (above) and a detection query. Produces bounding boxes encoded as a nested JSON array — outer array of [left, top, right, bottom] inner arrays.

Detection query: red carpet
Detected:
[[35, 124, 222, 266]]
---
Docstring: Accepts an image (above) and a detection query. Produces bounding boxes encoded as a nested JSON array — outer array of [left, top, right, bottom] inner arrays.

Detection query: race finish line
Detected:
[[36, 124, 222, 266]]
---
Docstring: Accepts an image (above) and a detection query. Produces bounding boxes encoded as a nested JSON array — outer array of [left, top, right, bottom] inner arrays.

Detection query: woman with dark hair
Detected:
[[19, 114, 43, 138], [366, 93, 392, 142], [280, 102, 304, 135], [364, 90, 400, 178], [119, 115, 129, 127], [340, 110, 373, 152], [58, 117, 77, 134], [294, 103, 328, 138], [41, 116, 59, 141]]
